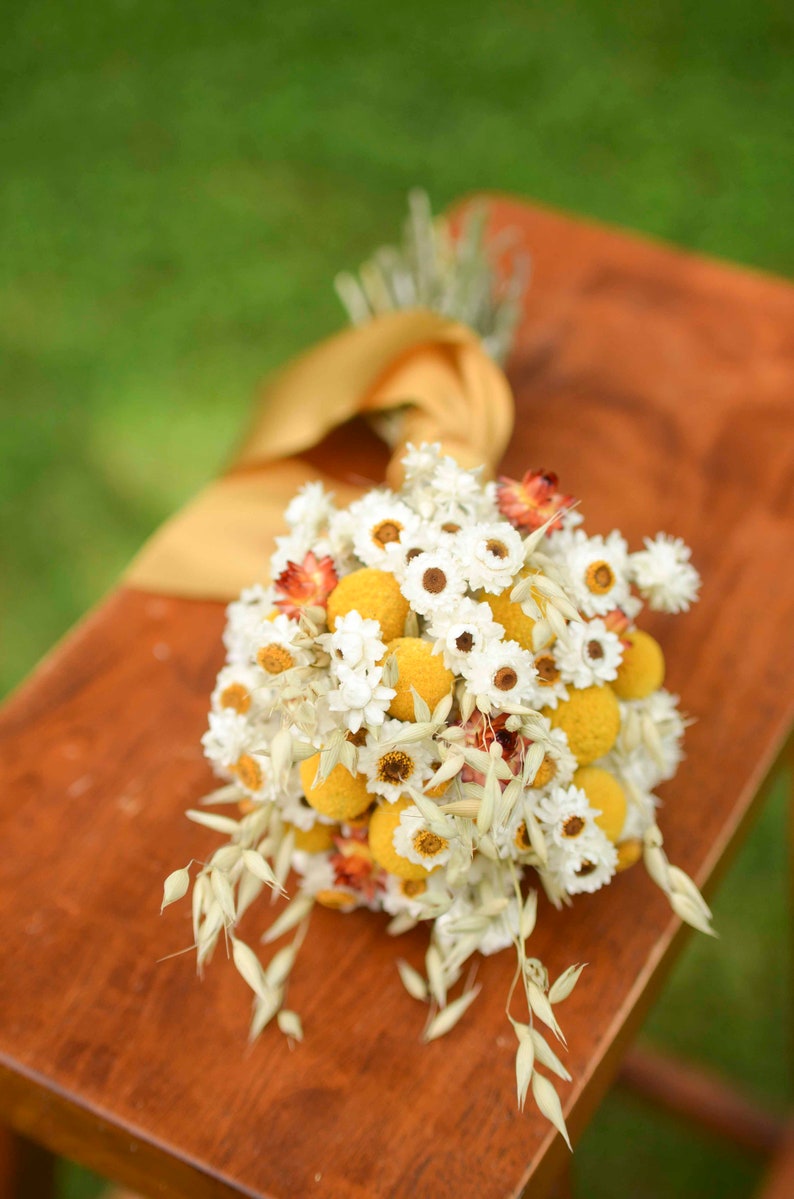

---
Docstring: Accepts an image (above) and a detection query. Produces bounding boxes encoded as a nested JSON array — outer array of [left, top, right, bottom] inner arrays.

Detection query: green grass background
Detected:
[[3, 1, 791, 1195]]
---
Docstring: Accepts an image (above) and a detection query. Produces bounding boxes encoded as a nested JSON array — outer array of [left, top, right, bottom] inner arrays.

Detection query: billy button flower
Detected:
[[327, 567, 409, 644], [611, 629, 665, 700], [545, 684, 621, 766], [299, 754, 373, 821], [386, 637, 454, 721], [572, 766, 627, 844]]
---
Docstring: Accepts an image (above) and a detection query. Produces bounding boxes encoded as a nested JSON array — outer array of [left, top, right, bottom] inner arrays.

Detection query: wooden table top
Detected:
[[1, 196, 794, 1199]]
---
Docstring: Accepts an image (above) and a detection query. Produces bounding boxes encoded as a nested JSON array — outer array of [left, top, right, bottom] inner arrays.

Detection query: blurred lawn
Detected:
[[2, 1, 791, 1195]]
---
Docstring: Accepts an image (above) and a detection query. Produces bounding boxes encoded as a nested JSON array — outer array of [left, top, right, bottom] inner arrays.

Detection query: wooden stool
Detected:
[[1, 196, 792, 1199]]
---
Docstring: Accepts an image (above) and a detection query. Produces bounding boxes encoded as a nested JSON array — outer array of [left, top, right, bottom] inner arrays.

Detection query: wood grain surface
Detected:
[[1, 196, 794, 1199]]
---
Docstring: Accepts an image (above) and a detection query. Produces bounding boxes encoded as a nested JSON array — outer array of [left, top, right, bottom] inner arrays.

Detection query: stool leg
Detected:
[[0, 1126, 56, 1199]]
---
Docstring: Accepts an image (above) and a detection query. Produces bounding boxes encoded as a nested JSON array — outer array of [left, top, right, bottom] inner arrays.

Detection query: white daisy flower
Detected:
[[557, 529, 631, 617], [317, 610, 387, 671], [349, 491, 422, 568], [461, 521, 525, 593], [524, 647, 570, 711], [555, 618, 623, 688], [325, 664, 396, 734], [222, 584, 277, 665], [249, 613, 310, 679], [400, 547, 467, 617], [211, 662, 271, 719], [358, 721, 435, 802], [427, 598, 504, 671], [392, 804, 456, 870], [477, 894, 521, 955], [524, 723, 578, 791], [463, 639, 537, 708], [630, 533, 701, 613]]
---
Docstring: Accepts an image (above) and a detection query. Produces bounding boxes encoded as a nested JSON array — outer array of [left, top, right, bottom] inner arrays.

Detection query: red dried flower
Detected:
[[330, 835, 383, 903], [496, 469, 574, 534], [274, 551, 338, 619]]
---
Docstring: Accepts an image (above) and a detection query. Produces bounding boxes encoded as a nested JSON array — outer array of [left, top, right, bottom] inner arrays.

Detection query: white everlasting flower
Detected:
[[400, 441, 444, 488], [292, 850, 336, 896], [349, 491, 422, 569], [430, 458, 484, 513], [461, 521, 525, 593], [535, 784, 598, 850], [477, 895, 522, 955], [201, 708, 252, 775], [526, 723, 578, 791], [211, 662, 271, 719], [524, 647, 570, 711], [358, 721, 435, 802], [557, 529, 631, 617], [392, 804, 456, 869], [249, 614, 310, 680], [546, 829, 617, 895], [400, 547, 467, 617], [463, 639, 537, 708], [325, 664, 396, 734], [202, 709, 274, 798], [427, 598, 504, 671], [381, 869, 449, 918], [630, 533, 701, 613], [317, 610, 386, 671], [284, 481, 336, 537], [223, 584, 277, 665], [555, 618, 623, 689]]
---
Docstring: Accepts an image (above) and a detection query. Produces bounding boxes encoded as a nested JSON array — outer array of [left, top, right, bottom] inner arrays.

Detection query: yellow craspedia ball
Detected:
[[612, 629, 665, 700], [546, 685, 620, 766], [386, 637, 454, 721], [368, 797, 428, 880], [299, 755, 373, 821], [327, 568, 409, 644], [483, 576, 546, 651], [573, 766, 627, 844], [315, 888, 358, 911], [616, 838, 643, 873], [287, 821, 338, 854]]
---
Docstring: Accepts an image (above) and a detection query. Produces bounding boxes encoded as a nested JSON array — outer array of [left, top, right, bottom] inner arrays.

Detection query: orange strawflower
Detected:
[[496, 469, 573, 533], [274, 551, 338, 618]]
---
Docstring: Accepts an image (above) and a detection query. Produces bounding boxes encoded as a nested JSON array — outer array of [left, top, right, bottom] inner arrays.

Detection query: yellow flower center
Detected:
[[412, 829, 448, 858], [455, 631, 475, 653], [234, 753, 263, 791], [535, 654, 560, 684], [532, 754, 557, 788], [256, 644, 295, 674], [377, 749, 414, 785], [494, 666, 518, 691], [422, 566, 448, 595], [400, 877, 427, 898], [219, 682, 251, 714], [514, 821, 532, 851], [585, 560, 615, 595], [562, 814, 586, 839], [372, 519, 403, 547]]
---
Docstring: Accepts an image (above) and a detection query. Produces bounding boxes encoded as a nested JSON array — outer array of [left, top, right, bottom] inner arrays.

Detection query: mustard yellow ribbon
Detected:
[[125, 309, 514, 600]]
